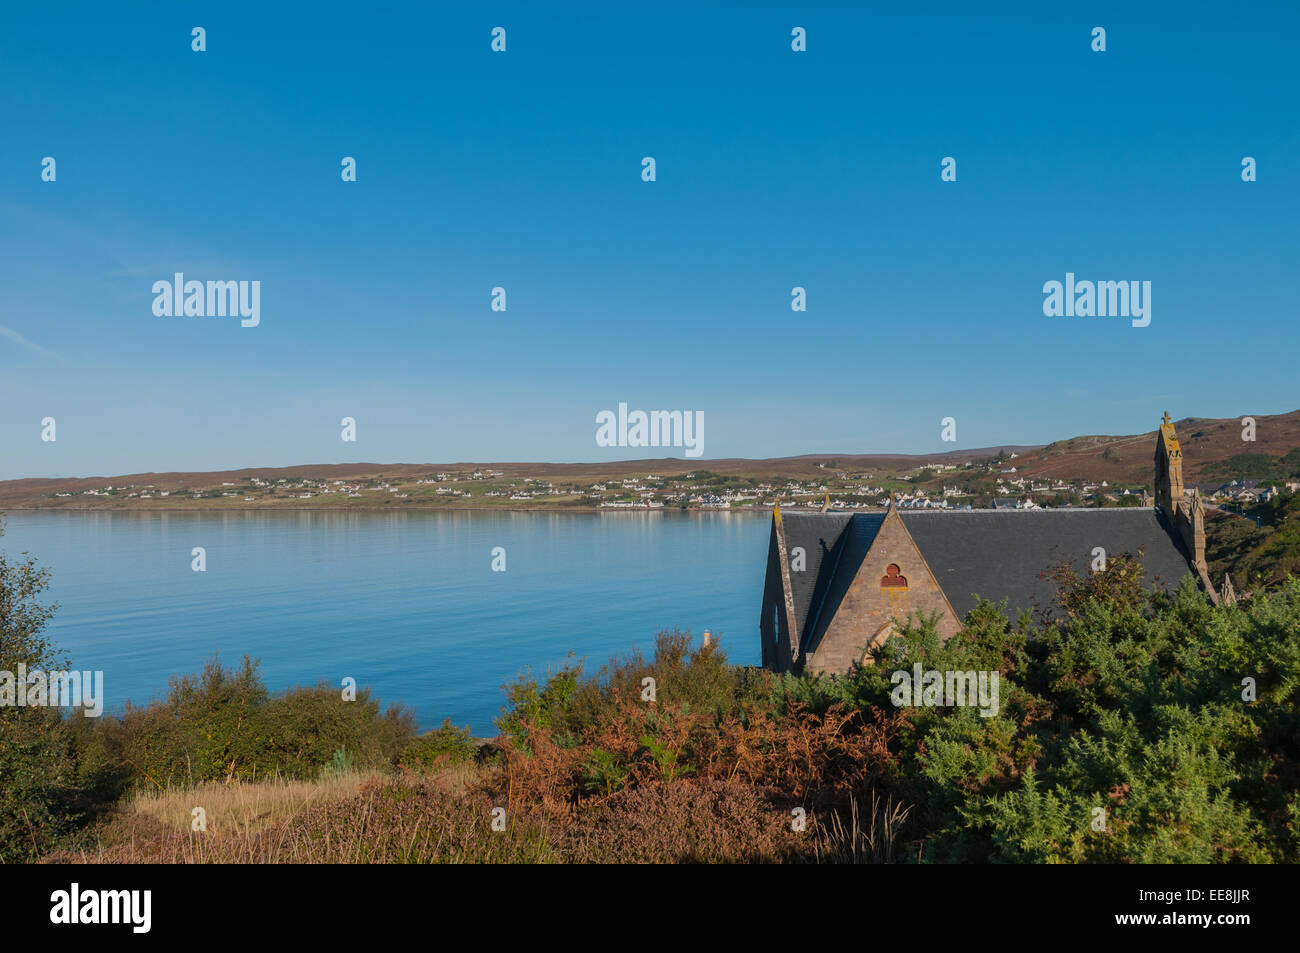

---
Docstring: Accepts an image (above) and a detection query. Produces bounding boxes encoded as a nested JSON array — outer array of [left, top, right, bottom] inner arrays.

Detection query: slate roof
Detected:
[[778, 512, 850, 637], [900, 508, 1195, 618], [773, 508, 1194, 642]]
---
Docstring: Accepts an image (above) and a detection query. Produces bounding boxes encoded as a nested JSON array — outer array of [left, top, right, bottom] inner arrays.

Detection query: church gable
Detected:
[[805, 508, 961, 675]]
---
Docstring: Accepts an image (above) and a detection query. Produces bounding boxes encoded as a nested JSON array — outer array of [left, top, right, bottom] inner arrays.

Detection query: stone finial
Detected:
[[1220, 574, 1237, 606]]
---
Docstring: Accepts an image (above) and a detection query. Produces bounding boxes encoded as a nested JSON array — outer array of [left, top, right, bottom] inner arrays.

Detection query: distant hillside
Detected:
[[1206, 491, 1300, 591], [1, 411, 1298, 510], [1007, 410, 1300, 485]]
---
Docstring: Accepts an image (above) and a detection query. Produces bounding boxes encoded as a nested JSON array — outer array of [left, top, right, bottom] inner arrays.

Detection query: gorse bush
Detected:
[[809, 568, 1300, 862]]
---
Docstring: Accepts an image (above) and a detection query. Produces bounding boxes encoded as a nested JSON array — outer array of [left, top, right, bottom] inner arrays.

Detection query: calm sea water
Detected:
[[0, 510, 767, 734]]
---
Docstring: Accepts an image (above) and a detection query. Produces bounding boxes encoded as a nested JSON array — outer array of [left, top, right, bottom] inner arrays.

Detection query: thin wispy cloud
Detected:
[[0, 323, 59, 360]]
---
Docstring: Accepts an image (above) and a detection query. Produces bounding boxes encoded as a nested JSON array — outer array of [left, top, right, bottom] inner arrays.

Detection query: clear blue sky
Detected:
[[2, 1, 1296, 480]]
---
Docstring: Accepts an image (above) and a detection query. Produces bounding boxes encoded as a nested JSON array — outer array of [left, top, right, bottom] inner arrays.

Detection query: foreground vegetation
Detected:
[[3, 513, 1299, 863]]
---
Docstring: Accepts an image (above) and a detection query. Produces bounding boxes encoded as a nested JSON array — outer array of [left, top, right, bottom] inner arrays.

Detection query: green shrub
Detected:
[[401, 718, 478, 771], [0, 524, 81, 863], [75, 657, 417, 795], [327, 747, 356, 776]]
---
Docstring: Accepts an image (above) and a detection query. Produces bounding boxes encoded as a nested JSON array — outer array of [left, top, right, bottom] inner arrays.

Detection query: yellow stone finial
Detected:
[[1160, 411, 1180, 450]]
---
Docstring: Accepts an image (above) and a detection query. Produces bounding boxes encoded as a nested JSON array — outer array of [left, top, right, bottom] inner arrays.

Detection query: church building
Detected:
[[759, 413, 1219, 674]]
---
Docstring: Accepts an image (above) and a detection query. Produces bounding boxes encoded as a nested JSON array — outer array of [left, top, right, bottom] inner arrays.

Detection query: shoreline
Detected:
[[1, 503, 773, 515]]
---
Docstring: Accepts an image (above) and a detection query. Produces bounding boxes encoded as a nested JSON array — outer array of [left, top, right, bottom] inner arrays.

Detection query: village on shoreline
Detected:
[[7, 459, 1293, 515]]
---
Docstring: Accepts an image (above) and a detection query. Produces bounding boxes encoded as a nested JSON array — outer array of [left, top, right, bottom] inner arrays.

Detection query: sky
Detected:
[[1, 1, 1297, 480]]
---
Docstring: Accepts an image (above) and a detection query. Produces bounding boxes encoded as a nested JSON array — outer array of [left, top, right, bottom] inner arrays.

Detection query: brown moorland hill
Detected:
[[1009, 410, 1300, 485]]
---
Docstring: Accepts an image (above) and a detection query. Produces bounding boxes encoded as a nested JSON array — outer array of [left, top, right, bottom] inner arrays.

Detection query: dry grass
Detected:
[[811, 790, 914, 864], [47, 776, 556, 864], [125, 770, 375, 836], [412, 760, 478, 798]]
